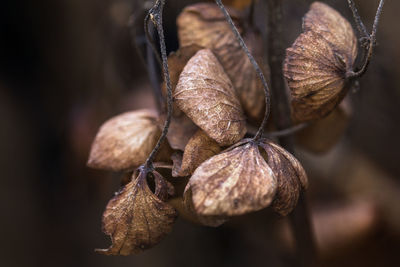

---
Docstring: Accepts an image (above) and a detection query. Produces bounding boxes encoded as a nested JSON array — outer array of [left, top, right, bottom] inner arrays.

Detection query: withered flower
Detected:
[[173, 129, 222, 177], [96, 167, 177, 255], [88, 110, 171, 171], [184, 139, 307, 217], [174, 49, 246, 146], [177, 3, 268, 122], [283, 2, 357, 123]]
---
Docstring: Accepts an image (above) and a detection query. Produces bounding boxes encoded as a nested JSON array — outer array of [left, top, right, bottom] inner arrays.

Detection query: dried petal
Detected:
[[179, 129, 222, 176], [177, 3, 268, 122], [96, 169, 177, 255], [174, 49, 246, 146], [162, 112, 198, 151], [259, 140, 308, 215], [163, 44, 204, 117], [283, 2, 357, 123], [185, 142, 277, 216], [88, 110, 170, 171]]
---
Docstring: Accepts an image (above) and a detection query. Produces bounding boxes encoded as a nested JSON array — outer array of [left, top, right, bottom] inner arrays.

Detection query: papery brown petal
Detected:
[[174, 49, 246, 146], [259, 140, 308, 215], [283, 2, 357, 123], [296, 103, 350, 153], [185, 142, 277, 216], [179, 129, 221, 177], [163, 44, 204, 117], [177, 3, 268, 122], [96, 170, 177, 255], [161, 112, 198, 151], [88, 110, 165, 171], [170, 152, 183, 178]]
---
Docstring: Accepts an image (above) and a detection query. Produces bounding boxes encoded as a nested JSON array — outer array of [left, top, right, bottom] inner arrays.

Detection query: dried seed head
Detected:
[[184, 142, 277, 216], [283, 2, 357, 123], [176, 129, 222, 177], [87, 110, 170, 171], [96, 169, 177, 255], [259, 140, 308, 215], [177, 3, 268, 122], [174, 49, 246, 146]]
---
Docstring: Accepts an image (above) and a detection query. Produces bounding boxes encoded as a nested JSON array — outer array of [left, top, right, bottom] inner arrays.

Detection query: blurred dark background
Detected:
[[0, 0, 399, 266]]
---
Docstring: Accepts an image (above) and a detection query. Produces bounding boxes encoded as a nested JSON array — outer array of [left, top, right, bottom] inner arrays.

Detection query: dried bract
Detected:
[[174, 49, 246, 146], [178, 129, 221, 177], [96, 169, 177, 255], [259, 140, 308, 215], [185, 142, 277, 216], [177, 3, 267, 122], [88, 110, 166, 171], [283, 2, 357, 122]]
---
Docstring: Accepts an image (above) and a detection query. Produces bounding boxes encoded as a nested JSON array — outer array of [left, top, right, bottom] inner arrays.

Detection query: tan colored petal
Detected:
[[96, 169, 177, 255], [179, 129, 222, 176], [177, 3, 268, 122], [283, 2, 357, 123], [88, 110, 163, 171], [259, 140, 308, 215], [174, 49, 246, 146], [161, 112, 198, 151], [185, 142, 277, 216]]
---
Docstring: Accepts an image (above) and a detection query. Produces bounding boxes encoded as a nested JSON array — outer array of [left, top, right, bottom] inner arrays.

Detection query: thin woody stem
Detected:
[[215, 0, 271, 141], [347, 0, 385, 79], [144, 0, 172, 169], [267, 0, 316, 265], [347, 0, 369, 38]]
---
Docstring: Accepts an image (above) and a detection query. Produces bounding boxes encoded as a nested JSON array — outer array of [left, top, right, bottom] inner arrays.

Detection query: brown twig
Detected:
[[215, 0, 271, 141], [144, 0, 173, 169], [267, 0, 316, 265], [347, 0, 385, 80]]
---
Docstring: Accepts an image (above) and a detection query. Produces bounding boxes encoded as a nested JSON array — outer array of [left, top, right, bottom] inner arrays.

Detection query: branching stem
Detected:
[[347, 0, 385, 80], [144, 0, 173, 169], [215, 0, 271, 141]]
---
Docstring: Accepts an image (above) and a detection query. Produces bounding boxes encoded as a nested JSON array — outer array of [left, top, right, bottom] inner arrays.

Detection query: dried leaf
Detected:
[[259, 140, 308, 215], [88, 110, 170, 171], [185, 142, 277, 216], [174, 49, 246, 146], [96, 169, 177, 255], [177, 3, 268, 122], [179, 129, 222, 176], [283, 2, 357, 123]]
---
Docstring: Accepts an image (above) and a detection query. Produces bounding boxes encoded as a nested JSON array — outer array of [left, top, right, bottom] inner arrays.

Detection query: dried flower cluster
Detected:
[[87, 0, 381, 256]]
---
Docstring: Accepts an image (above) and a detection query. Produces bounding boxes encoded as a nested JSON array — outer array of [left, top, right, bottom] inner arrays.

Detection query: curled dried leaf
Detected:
[[96, 168, 177, 255], [178, 129, 222, 177], [259, 140, 308, 215], [283, 2, 357, 123], [185, 142, 277, 216], [88, 110, 171, 171], [174, 49, 246, 146], [177, 3, 268, 122]]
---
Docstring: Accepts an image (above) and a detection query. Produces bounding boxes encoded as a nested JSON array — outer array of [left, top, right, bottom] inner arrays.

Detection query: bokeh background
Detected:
[[1, 0, 399, 266]]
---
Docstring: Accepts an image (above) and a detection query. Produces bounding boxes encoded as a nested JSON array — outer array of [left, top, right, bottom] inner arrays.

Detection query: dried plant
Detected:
[[87, 0, 385, 263]]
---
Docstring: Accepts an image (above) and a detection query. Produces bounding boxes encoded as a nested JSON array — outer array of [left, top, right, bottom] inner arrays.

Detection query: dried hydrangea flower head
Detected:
[[283, 2, 357, 123], [184, 139, 307, 217], [177, 2, 268, 122], [96, 167, 177, 255]]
